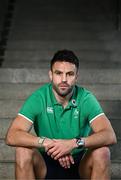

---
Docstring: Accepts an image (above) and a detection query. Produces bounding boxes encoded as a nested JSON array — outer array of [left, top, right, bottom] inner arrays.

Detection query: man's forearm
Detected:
[[6, 130, 42, 148], [83, 129, 117, 149]]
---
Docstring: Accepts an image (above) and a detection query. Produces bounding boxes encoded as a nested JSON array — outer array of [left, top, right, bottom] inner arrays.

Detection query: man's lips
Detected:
[[59, 84, 69, 88]]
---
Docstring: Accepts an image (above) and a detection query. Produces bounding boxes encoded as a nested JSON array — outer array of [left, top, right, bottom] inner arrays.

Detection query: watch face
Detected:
[[76, 138, 84, 147]]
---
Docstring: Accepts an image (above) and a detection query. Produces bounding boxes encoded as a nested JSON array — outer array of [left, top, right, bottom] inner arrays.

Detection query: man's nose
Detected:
[[62, 74, 67, 82]]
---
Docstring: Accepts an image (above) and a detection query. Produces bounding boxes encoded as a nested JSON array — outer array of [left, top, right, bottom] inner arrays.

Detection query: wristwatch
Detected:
[[76, 138, 85, 148], [38, 137, 46, 147]]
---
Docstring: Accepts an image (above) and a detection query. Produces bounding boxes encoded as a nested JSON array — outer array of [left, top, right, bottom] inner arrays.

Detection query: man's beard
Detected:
[[52, 82, 74, 97]]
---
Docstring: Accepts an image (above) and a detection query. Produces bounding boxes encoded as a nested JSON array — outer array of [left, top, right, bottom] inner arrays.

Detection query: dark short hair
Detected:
[[50, 50, 79, 70]]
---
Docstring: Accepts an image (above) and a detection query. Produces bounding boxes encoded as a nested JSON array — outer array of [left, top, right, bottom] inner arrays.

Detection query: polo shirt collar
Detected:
[[50, 84, 77, 108]]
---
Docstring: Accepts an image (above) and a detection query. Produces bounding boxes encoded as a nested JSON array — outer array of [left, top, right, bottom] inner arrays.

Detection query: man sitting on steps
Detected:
[[5, 49, 117, 179]]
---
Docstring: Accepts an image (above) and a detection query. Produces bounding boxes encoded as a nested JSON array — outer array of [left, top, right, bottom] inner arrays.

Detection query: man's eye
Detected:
[[55, 71, 61, 75], [68, 72, 74, 76]]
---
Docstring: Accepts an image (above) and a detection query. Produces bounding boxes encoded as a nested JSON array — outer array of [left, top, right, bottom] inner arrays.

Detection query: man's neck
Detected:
[[52, 89, 73, 108]]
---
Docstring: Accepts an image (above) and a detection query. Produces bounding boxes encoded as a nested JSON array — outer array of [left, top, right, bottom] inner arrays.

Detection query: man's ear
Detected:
[[49, 70, 52, 81]]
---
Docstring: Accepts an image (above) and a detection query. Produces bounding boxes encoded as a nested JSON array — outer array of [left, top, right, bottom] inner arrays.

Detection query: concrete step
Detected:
[[0, 139, 121, 161], [15, 0, 111, 7], [0, 0, 8, 30], [13, 0, 113, 15], [9, 23, 115, 40], [6, 39, 121, 51], [15, 0, 112, 15], [14, 4, 112, 16], [0, 118, 37, 139], [11, 0, 114, 32], [0, 99, 120, 119], [14, 14, 113, 23], [2, 53, 121, 68], [3, 60, 120, 69], [12, 10, 113, 22], [0, 161, 14, 180], [16, 0, 111, 14], [0, 83, 121, 101], [4, 50, 111, 60], [9, 27, 115, 39], [3, 60, 121, 69], [3, 50, 118, 63], [0, 68, 121, 84], [0, 161, 121, 179], [0, 117, 120, 139], [8, 27, 115, 40]]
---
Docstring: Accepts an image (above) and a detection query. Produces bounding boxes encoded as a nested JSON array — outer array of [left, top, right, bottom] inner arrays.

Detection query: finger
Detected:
[[58, 158, 67, 168], [58, 158, 65, 167], [51, 150, 60, 158], [45, 144, 54, 152], [61, 157, 68, 169], [46, 143, 55, 150], [54, 152, 62, 160], [47, 147, 56, 156], [47, 147, 61, 159], [69, 154, 75, 164], [54, 150, 66, 160], [59, 156, 71, 169], [65, 156, 71, 168]]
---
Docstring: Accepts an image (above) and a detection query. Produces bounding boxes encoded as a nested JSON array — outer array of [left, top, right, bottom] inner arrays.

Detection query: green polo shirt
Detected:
[[18, 83, 104, 154]]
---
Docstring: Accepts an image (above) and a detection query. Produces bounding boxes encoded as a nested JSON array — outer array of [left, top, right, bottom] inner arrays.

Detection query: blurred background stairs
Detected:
[[0, 0, 121, 179]]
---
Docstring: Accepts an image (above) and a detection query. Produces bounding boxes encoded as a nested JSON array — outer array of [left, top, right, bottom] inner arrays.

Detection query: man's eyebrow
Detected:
[[54, 70, 62, 73], [67, 71, 74, 73], [54, 70, 75, 74]]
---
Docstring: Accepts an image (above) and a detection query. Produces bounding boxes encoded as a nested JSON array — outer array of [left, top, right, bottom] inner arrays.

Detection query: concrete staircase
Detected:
[[0, 0, 121, 179], [2, 0, 121, 69]]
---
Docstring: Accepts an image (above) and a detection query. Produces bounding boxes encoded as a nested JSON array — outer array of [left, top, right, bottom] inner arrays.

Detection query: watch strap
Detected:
[[38, 137, 46, 147]]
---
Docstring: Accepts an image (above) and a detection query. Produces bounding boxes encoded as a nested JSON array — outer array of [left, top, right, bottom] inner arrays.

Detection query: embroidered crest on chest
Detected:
[[73, 109, 79, 118], [47, 107, 54, 114]]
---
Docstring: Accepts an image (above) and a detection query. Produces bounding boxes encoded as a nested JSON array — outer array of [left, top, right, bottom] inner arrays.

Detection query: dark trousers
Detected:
[[41, 151, 85, 179]]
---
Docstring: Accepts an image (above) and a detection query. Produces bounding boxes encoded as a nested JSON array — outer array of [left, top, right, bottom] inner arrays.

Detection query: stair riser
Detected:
[[0, 100, 120, 119], [0, 139, 120, 162], [0, 118, 120, 139], [6, 41, 120, 51], [0, 84, 121, 100], [4, 51, 120, 62], [0, 162, 121, 179], [0, 69, 121, 84]]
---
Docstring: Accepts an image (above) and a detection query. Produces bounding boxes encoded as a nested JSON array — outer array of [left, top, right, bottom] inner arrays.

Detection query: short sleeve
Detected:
[[18, 93, 42, 123], [83, 93, 104, 124]]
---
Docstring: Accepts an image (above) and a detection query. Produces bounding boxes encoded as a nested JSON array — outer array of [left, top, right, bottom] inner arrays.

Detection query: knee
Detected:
[[15, 147, 34, 169], [92, 147, 111, 166]]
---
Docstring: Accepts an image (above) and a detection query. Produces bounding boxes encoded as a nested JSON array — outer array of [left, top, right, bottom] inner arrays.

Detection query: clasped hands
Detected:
[[43, 138, 76, 169]]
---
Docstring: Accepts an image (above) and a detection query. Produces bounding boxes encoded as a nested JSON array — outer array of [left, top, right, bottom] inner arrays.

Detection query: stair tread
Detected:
[[0, 83, 121, 100], [0, 117, 120, 139], [0, 68, 121, 83], [6, 39, 121, 50], [0, 161, 121, 179], [0, 139, 120, 161], [0, 99, 120, 119]]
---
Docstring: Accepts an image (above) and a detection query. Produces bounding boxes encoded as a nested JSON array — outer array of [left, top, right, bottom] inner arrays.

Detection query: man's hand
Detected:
[[45, 139, 76, 160], [58, 154, 75, 169], [42, 138, 55, 149]]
